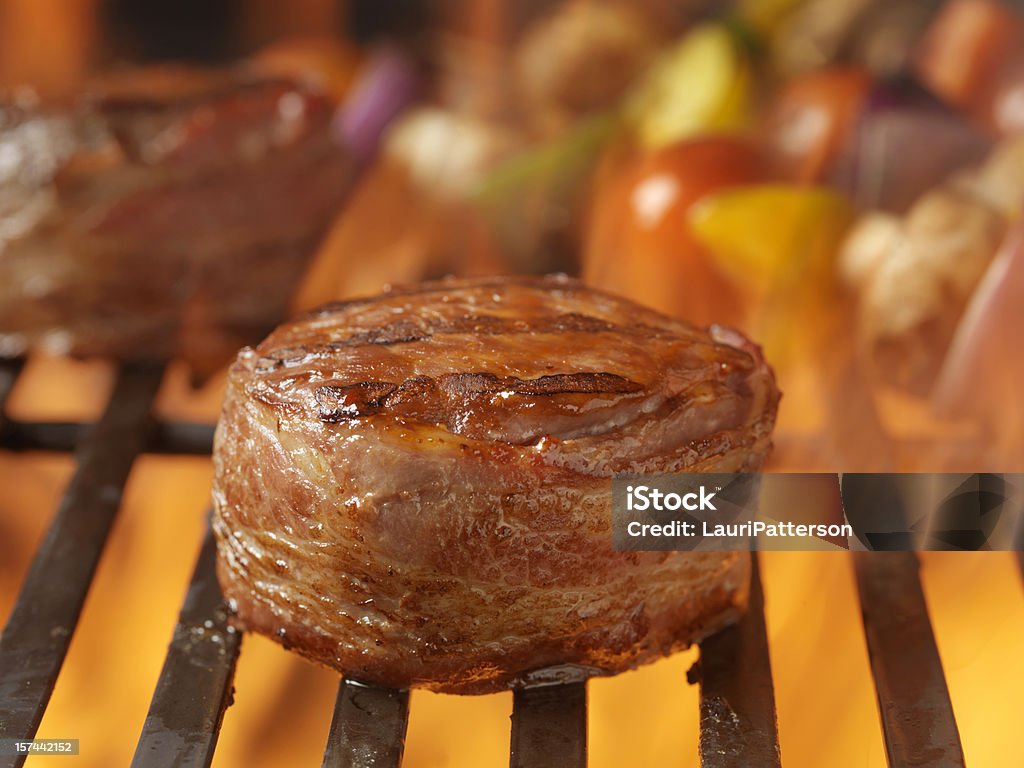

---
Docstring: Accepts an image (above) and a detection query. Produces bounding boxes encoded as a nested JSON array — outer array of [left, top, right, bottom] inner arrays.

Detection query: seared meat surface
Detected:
[[213, 276, 779, 693], [0, 67, 350, 375]]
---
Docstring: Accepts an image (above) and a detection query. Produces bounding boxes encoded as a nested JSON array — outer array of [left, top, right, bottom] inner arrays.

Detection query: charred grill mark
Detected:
[[379, 376, 437, 408], [316, 381, 399, 422], [349, 314, 537, 345], [342, 319, 430, 346], [315, 372, 644, 422], [253, 346, 314, 373], [438, 372, 643, 397]]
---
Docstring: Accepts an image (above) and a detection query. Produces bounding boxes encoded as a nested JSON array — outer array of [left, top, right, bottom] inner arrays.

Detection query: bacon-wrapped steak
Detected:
[[212, 276, 779, 693]]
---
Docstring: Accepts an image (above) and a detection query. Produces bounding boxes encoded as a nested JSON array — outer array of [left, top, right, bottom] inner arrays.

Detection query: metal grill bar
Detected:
[[322, 680, 410, 768], [854, 552, 966, 767], [0, 359, 23, 419], [132, 525, 241, 768], [149, 422, 217, 455], [695, 554, 780, 768], [510, 681, 587, 768], [0, 419, 214, 455], [0, 364, 163, 767]]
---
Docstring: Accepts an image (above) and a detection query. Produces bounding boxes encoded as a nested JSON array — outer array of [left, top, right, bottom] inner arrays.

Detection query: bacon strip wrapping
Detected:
[[212, 276, 780, 693]]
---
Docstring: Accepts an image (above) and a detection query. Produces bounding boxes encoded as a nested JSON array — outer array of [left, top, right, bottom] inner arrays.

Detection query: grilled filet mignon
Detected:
[[212, 275, 779, 693]]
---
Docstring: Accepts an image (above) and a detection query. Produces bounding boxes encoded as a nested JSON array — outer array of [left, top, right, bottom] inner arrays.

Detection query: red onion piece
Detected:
[[832, 78, 992, 213], [333, 45, 420, 165]]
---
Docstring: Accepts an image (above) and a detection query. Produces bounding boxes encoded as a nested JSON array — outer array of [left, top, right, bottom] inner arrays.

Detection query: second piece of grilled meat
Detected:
[[0, 66, 351, 376]]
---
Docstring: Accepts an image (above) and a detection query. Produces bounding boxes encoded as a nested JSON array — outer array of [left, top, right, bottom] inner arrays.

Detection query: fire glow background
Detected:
[[2, 1, 1024, 766]]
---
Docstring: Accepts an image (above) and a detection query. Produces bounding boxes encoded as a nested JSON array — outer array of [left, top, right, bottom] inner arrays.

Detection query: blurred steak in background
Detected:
[[0, 67, 352, 377]]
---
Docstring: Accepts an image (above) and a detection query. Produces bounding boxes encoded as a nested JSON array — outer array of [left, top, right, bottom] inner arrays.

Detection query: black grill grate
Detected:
[[0, 358, 994, 767], [0, 363, 164, 754], [853, 553, 965, 765], [133, 527, 241, 768], [695, 558, 779, 767]]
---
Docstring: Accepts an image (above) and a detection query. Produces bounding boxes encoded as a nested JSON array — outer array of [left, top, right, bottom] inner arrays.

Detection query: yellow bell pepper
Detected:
[[625, 23, 751, 149], [688, 184, 853, 361]]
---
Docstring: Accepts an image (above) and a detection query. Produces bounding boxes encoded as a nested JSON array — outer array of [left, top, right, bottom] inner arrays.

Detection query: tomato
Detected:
[[913, 0, 1022, 117], [581, 136, 764, 327], [762, 66, 871, 183]]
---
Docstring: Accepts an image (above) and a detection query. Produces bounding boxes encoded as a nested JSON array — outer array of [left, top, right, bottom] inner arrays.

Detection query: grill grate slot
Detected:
[[694, 554, 780, 768], [132, 526, 241, 768], [322, 679, 410, 768], [0, 363, 164, 768], [510, 681, 587, 768], [854, 552, 966, 767]]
